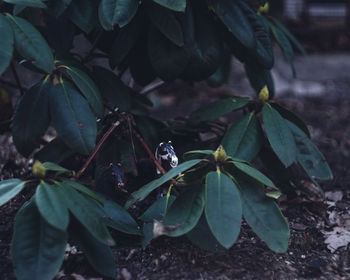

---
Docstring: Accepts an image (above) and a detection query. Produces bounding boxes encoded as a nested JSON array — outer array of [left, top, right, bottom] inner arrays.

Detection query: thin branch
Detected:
[[76, 120, 121, 178], [83, 29, 103, 63], [131, 126, 167, 175], [140, 80, 165, 95], [10, 62, 24, 95]]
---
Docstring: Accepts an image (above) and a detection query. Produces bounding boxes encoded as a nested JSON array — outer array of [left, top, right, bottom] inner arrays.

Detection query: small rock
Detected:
[[120, 268, 132, 280]]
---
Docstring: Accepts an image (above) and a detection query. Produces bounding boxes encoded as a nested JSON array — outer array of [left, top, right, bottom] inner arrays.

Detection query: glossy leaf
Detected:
[[181, 6, 223, 81], [236, 173, 290, 253], [0, 179, 25, 207], [147, 1, 184, 47], [205, 171, 242, 249], [148, 24, 188, 81], [206, 51, 232, 87], [139, 195, 176, 222], [262, 104, 297, 167], [49, 80, 97, 155], [6, 15, 54, 73], [35, 182, 69, 231], [231, 161, 277, 189], [12, 81, 51, 157], [164, 185, 205, 236], [70, 220, 117, 278], [208, 0, 255, 48], [222, 113, 262, 161], [93, 66, 131, 111], [99, 0, 138, 30], [0, 14, 14, 75], [288, 121, 333, 180], [4, 0, 46, 8], [153, 0, 186, 12], [244, 62, 275, 97], [186, 214, 226, 252], [61, 179, 102, 205], [68, 0, 97, 33], [101, 197, 141, 235], [189, 97, 250, 122], [125, 159, 202, 208], [110, 15, 142, 67], [57, 180, 115, 246], [271, 102, 310, 138], [270, 24, 295, 76], [11, 200, 67, 280], [65, 66, 104, 117], [269, 17, 306, 55], [183, 150, 214, 159], [42, 162, 71, 175], [47, 0, 72, 17]]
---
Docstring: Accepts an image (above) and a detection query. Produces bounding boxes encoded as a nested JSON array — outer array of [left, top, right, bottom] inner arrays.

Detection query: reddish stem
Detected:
[[76, 121, 120, 178]]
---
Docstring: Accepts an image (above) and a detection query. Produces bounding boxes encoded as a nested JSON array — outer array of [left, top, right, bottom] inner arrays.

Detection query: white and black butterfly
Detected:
[[155, 141, 178, 174]]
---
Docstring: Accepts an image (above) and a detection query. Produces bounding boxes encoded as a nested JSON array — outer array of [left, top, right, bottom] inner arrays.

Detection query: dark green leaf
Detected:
[[244, 62, 275, 97], [148, 24, 188, 81], [271, 102, 310, 138], [11, 200, 67, 280], [189, 97, 250, 122], [42, 162, 71, 175], [47, 0, 72, 17], [125, 159, 202, 208], [6, 15, 54, 73], [153, 0, 186, 12], [205, 171, 242, 249], [109, 15, 142, 67], [164, 185, 205, 236], [35, 182, 69, 231], [93, 66, 131, 111], [236, 173, 290, 253], [208, 0, 255, 48], [62, 179, 102, 205], [70, 220, 117, 278], [206, 51, 232, 87], [181, 6, 223, 81], [68, 0, 97, 33], [147, 1, 183, 47], [101, 197, 141, 235], [182, 164, 214, 183], [49, 80, 97, 155], [65, 66, 104, 117], [231, 161, 277, 189], [187, 214, 226, 252], [183, 150, 214, 159], [46, 13, 75, 55], [222, 113, 262, 161], [99, 0, 138, 30], [141, 222, 154, 248], [0, 14, 14, 75], [0, 179, 25, 207], [139, 196, 176, 222], [269, 17, 306, 55], [57, 181, 115, 245], [270, 23, 295, 76], [12, 81, 51, 157], [288, 121, 333, 180], [4, 0, 46, 8], [34, 138, 71, 163], [262, 104, 297, 167]]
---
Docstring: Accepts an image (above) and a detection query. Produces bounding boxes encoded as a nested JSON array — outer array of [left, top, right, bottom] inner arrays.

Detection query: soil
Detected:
[[1, 94, 350, 280]]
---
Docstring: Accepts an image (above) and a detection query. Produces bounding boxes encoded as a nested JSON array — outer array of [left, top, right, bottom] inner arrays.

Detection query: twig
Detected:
[[131, 126, 167, 175], [140, 80, 165, 95], [82, 29, 103, 63], [10, 62, 24, 95], [76, 120, 121, 178]]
